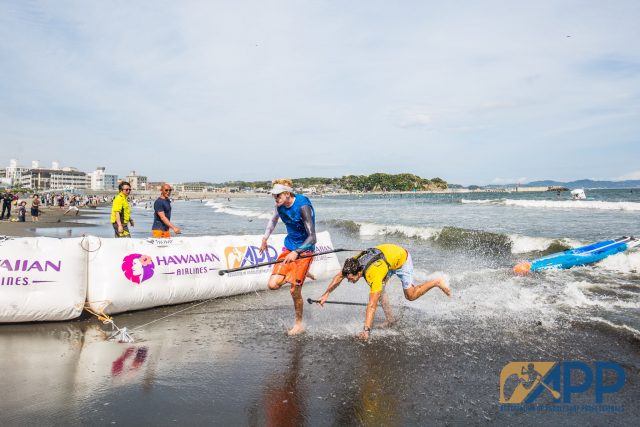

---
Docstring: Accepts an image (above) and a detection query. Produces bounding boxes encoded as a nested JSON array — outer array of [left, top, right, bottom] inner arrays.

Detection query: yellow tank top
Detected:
[[110, 192, 130, 224], [363, 244, 408, 293]]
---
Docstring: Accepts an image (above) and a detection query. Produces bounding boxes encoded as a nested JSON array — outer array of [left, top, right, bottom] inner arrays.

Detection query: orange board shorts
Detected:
[[152, 229, 171, 238], [271, 249, 313, 286]]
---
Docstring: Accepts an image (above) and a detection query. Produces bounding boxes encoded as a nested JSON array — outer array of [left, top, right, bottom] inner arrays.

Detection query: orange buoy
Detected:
[[513, 262, 532, 275]]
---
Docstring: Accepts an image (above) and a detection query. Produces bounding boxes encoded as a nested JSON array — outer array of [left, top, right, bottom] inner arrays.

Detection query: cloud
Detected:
[[393, 108, 433, 128], [1, 1, 639, 184], [616, 171, 640, 180]]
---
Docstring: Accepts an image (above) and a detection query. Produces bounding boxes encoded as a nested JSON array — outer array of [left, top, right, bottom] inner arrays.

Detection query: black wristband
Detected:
[[363, 326, 372, 333]]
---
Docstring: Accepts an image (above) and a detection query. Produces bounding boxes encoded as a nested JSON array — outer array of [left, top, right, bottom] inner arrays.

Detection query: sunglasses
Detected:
[[163, 189, 173, 192], [122, 188, 131, 191]]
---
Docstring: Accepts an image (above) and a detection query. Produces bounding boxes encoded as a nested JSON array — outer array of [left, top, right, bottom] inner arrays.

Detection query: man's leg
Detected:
[[288, 285, 304, 335], [379, 290, 396, 328], [267, 274, 286, 290], [403, 277, 451, 301]]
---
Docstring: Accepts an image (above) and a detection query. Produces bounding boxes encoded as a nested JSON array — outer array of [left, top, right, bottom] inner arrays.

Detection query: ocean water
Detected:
[[160, 189, 640, 339], [42, 189, 640, 344], [6, 188, 638, 424]]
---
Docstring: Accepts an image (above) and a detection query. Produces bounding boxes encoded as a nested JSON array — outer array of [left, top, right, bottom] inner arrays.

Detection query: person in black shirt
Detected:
[[151, 184, 181, 238], [1, 190, 15, 220]]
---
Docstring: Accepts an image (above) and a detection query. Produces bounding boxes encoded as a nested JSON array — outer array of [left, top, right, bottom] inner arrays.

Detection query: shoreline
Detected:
[[0, 207, 106, 237]]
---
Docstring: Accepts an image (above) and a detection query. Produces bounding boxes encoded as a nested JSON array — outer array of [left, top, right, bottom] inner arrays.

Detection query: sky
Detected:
[[1, 1, 639, 186]]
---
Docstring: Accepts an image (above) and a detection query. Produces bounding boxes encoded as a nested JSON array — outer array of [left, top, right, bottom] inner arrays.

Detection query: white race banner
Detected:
[[0, 237, 87, 322], [87, 231, 340, 314]]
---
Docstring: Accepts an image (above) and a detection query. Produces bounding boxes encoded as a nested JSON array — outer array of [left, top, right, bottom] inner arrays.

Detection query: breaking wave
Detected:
[[325, 219, 578, 255], [462, 198, 640, 211], [204, 201, 273, 220], [597, 251, 640, 273]]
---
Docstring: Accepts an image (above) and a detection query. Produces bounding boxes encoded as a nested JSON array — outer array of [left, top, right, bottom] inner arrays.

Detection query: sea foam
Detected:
[[462, 198, 640, 211], [503, 199, 640, 211]]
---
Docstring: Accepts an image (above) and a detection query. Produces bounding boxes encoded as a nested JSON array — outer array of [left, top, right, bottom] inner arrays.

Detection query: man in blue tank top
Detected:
[[260, 179, 317, 336]]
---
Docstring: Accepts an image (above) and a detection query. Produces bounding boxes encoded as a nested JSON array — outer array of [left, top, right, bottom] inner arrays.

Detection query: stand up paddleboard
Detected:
[[514, 236, 639, 274]]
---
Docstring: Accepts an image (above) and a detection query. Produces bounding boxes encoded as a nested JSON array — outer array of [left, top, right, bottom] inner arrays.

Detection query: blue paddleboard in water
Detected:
[[514, 236, 639, 274]]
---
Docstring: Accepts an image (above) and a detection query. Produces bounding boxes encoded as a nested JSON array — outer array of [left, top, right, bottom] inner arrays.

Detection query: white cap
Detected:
[[270, 183, 293, 194]]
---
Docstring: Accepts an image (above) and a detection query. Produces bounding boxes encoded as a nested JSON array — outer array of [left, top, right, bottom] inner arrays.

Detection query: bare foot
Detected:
[[379, 319, 397, 329], [287, 324, 305, 336], [438, 279, 452, 297]]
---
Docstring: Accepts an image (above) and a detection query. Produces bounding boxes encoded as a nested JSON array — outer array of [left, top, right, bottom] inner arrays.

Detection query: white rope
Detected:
[[130, 298, 218, 332], [80, 234, 102, 252]]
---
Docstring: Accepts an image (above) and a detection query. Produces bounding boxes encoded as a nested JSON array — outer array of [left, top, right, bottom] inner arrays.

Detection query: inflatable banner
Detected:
[[87, 231, 340, 314], [0, 237, 88, 322]]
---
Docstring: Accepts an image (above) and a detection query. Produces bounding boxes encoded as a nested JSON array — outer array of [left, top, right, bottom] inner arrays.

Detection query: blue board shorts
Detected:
[[386, 253, 415, 289]]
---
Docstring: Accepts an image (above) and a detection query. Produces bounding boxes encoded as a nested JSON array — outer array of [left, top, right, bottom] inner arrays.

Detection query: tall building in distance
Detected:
[[89, 167, 118, 190], [125, 170, 147, 191]]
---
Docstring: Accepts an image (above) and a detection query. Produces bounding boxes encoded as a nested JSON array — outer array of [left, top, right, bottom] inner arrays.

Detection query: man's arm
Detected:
[[157, 211, 181, 234], [318, 272, 345, 305], [112, 199, 123, 228], [358, 291, 382, 340], [260, 209, 279, 254], [294, 205, 316, 253]]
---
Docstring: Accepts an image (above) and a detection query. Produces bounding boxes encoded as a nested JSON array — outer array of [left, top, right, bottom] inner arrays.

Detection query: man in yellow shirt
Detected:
[[318, 244, 451, 340], [111, 182, 134, 237]]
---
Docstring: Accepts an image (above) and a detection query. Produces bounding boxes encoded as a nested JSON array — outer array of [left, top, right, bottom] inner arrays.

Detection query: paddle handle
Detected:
[[306, 298, 368, 307], [218, 248, 354, 276]]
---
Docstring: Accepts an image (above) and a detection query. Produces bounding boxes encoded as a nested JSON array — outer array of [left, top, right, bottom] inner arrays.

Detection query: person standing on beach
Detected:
[[318, 244, 451, 340], [111, 182, 134, 238], [1, 189, 15, 220], [260, 179, 317, 336], [31, 194, 40, 222], [152, 184, 181, 238], [17, 201, 26, 222]]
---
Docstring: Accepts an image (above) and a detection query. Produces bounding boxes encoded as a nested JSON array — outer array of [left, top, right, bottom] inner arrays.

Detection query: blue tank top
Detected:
[[277, 194, 315, 251]]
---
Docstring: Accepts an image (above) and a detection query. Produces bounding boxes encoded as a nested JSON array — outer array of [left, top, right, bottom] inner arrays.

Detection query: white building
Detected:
[[89, 167, 118, 191], [20, 167, 88, 191], [126, 171, 148, 191], [5, 159, 30, 186], [8, 159, 89, 191]]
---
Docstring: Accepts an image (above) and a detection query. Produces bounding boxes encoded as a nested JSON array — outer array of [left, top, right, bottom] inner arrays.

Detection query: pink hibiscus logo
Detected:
[[122, 253, 155, 284]]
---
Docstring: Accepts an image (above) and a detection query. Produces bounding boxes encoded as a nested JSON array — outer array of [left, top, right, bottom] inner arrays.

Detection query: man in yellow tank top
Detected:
[[318, 243, 451, 340], [111, 182, 134, 237]]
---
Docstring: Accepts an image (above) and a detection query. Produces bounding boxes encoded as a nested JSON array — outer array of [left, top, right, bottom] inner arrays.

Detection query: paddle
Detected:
[[217, 248, 356, 275], [306, 298, 368, 307], [532, 376, 561, 400]]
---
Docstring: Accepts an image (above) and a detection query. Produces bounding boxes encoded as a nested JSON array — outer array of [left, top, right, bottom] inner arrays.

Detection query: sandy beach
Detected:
[[1, 288, 638, 425], [0, 206, 106, 237], [1, 194, 639, 425]]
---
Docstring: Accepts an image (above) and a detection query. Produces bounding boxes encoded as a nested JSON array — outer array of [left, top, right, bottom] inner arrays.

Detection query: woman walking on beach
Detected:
[[260, 179, 317, 336]]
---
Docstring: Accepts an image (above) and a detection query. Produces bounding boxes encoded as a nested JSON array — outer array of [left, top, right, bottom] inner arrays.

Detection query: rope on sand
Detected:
[[82, 301, 134, 343]]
